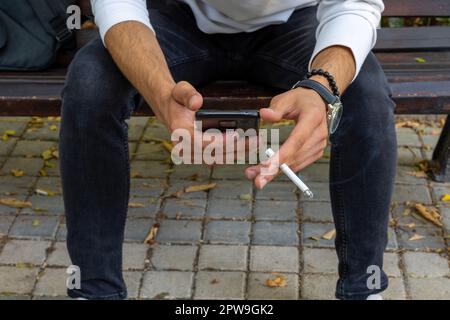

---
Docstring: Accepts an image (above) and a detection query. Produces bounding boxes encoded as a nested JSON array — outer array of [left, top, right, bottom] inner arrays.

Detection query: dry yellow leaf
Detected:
[[161, 140, 173, 153], [2, 130, 16, 141], [128, 202, 145, 209], [265, 274, 287, 288], [11, 169, 24, 177], [441, 194, 450, 202], [144, 223, 160, 245], [49, 125, 58, 131], [322, 229, 336, 240], [414, 203, 443, 227], [406, 171, 428, 178], [409, 234, 424, 241], [41, 149, 53, 160], [0, 198, 32, 209], [184, 183, 217, 193], [32, 219, 40, 227], [239, 193, 252, 201], [405, 222, 416, 228]]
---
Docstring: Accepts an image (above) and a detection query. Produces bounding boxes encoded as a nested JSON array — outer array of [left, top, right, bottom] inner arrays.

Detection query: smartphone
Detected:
[[195, 110, 260, 132]]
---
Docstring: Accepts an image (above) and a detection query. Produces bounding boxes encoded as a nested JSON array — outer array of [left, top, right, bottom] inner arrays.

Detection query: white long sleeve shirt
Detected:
[[91, 0, 384, 78]]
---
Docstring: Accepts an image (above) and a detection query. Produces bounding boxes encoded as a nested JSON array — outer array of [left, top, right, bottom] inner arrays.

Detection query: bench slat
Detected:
[[375, 27, 450, 51], [383, 0, 450, 17]]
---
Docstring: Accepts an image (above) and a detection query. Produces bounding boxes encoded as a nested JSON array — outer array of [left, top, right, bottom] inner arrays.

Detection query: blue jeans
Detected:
[[60, 2, 396, 300]]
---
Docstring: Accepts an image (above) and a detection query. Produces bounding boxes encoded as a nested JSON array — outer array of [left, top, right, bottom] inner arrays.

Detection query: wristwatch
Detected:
[[292, 79, 343, 135]]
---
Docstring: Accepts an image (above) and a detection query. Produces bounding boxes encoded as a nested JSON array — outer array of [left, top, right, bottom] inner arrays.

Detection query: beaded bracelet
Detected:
[[305, 69, 340, 97]]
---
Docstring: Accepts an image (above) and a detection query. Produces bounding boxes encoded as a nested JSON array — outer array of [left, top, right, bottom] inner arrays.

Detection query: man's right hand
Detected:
[[158, 81, 203, 135]]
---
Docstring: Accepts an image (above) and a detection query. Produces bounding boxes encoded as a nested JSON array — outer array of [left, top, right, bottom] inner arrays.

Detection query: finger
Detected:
[[172, 81, 203, 111], [259, 93, 296, 124]]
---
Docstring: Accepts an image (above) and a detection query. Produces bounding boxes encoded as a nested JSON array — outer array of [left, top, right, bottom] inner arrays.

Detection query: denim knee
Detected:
[[331, 53, 396, 147], [61, 38, 136, 131]]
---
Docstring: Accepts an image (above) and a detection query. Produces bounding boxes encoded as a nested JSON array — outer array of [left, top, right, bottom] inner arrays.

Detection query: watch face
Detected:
[[329, 102, 343, 135]]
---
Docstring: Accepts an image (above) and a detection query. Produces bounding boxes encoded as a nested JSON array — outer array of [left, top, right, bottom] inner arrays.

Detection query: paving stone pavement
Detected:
[[0, 116, 449, 300]]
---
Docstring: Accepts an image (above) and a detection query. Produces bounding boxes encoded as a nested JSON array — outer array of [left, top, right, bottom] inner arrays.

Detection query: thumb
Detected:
[[172, 81, 203, 111], [259, 95, 293, 124]]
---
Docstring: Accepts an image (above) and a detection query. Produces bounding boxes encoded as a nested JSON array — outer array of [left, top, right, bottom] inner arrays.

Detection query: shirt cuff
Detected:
[[308, 13, 377, 82], [92, 1, 154, 45]]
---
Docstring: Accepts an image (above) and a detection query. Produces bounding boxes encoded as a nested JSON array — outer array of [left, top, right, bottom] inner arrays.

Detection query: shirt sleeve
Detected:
[[91, 0, 154, 45], [309, 0, 384, 81]]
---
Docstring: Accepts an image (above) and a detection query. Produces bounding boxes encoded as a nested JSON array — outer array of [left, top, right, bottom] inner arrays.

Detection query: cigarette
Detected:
[[265, 148, 314, 199]]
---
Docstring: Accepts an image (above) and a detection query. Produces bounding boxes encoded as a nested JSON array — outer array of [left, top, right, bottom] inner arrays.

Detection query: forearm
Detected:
[[104, 21, 174, 119], [310, 45, 356, 94]]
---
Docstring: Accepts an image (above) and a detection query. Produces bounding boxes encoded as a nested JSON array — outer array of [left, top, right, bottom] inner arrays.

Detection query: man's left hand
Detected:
[[245, 87, 329, 189]]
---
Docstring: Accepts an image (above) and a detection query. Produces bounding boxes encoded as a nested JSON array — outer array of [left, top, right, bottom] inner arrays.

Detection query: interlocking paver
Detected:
[[301, 274, 337, 300], [127, 197, 159, 218], [254, 200, 296, 221], [209, 180, 253, 200], [55, 220, 67, 241], [194, 271, 245, 299], [0, 216, 14, 235], [299, 163, 329, 182], [205, 221, 251, 244], [247, 272, 299, 300], [130, 178, 165, 198], [21, 195, 64, 215], [441, 206, 450, 232], [392, 184, 432, 204], [397, 147, 422, 165], [198, 245, 247, 271], [124, 218, 154, 242], [162, 198, 206, 219], [9, 216, 59, 240], [249, 246, 298, 273], [34, 177, 62, 195], [211, 165, 250, 180], [395, 166, 428, 185], [252, 222, 298, 246], [301, 202, 333, 222], [34, 268, 67, 297], [381, 277, 406, 300], [397, 128, 421, 147], [408, 277, 450, 300], [170, 165, 211, 181], [46, 242, 71, 267], [0, 176, 35, 196], [430, 183, 450, 203], [23, 121, 59, 141], [123, 243, 149, 270], [134, 142, 169, 161], [255, 182, 297, 201], [299, 182, 330, 202], [303, 248, 337, 274], [11, 141, 56, 158], [0, 266, 37, 294], [126, 117, 149, 142], [141, 271, 193, 299], [130, 160, 169, 178], [0, 138, 17, 156], [0, 240, 50, 265], [302, 222, 335, 248], [1, 157, 44, 176], [150, 245, 197, 270], [206, 199, 251, 219], [124, 271, 142, 299], [155, 220, 202, 244], [396, 227, 445, 249], [141, 121, 170, 141], [403, 252, 449, 278]]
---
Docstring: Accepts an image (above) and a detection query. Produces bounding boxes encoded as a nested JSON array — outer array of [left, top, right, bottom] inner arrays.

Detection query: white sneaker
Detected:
[[366, 294, 383, 300]]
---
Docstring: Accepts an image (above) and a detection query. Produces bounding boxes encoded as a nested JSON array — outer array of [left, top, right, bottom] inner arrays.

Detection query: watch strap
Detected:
[[293, 79, 340, 105]]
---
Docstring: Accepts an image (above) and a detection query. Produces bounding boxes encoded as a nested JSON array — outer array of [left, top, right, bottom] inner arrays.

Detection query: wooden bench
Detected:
[[1, 0, 450, 181]]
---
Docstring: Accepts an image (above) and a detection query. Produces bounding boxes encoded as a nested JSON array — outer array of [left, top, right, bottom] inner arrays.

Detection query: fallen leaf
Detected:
[[11, 169, 24, 177], [39, 169, 47, 177], [2, 130, 16, 141], [35, 189, 55, 197], [184, 183, 217, 193], [322, 229, 336, 240], [0, 198, 32, 208], [128, 202, 145, 209], [441, 194, 450, 202], [210, 279, 220, 285], [41, 149, 54, 160], [414, 203, 443, 227], [266, 274, 287, 288], [405, 222, 416, 228], [49, 125, 58, 131], [239, 193, 252, 201], [309, 236, 320, 241], [415, 57, 426, 63], [144, 223, 160, 245], [161, 140, 173, 153], [406, 171, 428, 178], [409, 234, 424, 241], [32, 219, 40, 227]]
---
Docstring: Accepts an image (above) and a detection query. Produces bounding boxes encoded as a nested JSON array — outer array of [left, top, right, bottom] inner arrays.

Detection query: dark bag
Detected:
[[0, 0, 76, 71]]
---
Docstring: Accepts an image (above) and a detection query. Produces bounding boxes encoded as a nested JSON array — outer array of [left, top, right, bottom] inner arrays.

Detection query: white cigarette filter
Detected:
[[265, 148, 314, 199]]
